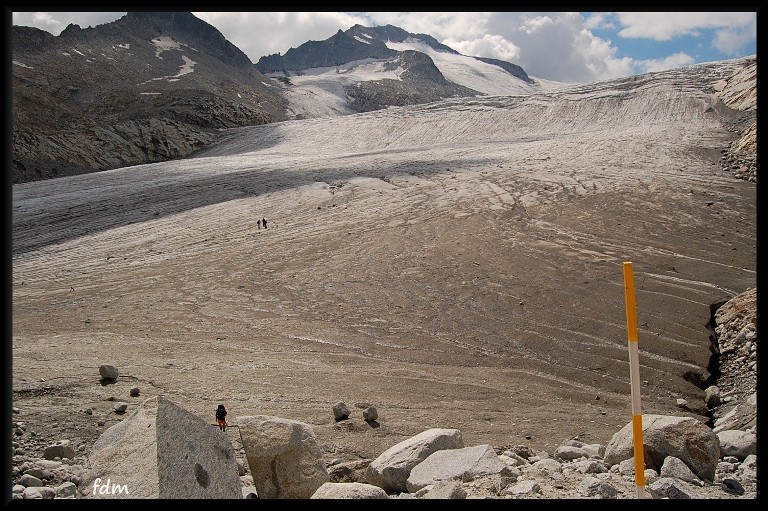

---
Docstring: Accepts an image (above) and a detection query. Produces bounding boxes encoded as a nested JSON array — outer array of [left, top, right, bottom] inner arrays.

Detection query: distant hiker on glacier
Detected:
[[262, 217, 268, 229], [257, 218, 262, 229], [216, 404, 228, 432]]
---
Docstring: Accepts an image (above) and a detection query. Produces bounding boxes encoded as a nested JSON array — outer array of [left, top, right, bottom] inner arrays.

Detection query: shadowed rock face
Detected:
[[237, 415, 329, 499], [12, 55, 756, 479], [257, 28, 396, 73], [156, 398, 243, 499], [255, 23, 462, 75], [77, 397, 242, 499], [472, 56, 533, 83]]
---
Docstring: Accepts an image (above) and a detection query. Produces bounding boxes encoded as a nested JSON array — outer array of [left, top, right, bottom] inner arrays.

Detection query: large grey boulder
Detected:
[[237, 415, 329, 499], [604, 414, 720, 482], [365, 428, 463, 493], [716, 430, 757, 460], [659, 456, 702, 484], [78, 396, 242, 499], [406, 444, 509, 493]]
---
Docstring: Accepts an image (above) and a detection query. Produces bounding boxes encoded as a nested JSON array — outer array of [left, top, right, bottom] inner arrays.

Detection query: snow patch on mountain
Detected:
[[270, 58, 406, 119], [386, 38, 565, 95]]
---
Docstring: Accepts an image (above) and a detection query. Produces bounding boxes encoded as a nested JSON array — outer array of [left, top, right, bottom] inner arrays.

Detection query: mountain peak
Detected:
[[115, 11, 254, 67]]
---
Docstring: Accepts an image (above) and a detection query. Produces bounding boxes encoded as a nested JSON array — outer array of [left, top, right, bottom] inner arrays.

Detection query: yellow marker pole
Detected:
[[623, 261, 647, 499]]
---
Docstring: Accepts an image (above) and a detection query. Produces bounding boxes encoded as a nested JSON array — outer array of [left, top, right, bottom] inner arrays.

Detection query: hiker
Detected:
[[262, 217, 268, 229], [257, 218, 261, 229], [215, 404, 228, 432]]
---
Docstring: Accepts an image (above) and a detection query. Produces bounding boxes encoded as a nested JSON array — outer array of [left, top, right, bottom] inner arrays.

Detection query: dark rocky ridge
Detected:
[[11, 12, 288, 183], [347, 24, 460, 54], [472, 56, 533, 83], [346, 50, 480, 112], [256, 27, 396, 73], [255, 23, 462, 74]]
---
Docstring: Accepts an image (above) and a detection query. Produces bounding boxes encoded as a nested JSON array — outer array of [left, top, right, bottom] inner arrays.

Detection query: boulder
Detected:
[[237, 415, 329, 499], [604, 414, 719, 482], [78, 396, 242, 499]]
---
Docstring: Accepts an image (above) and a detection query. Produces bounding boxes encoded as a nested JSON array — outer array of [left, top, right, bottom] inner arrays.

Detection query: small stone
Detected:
[[99, 364, 119, 380], [362, 406, 378, 422]]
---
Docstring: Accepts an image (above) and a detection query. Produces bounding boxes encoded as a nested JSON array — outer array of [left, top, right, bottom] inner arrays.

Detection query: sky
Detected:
[[9, 11, 758, 83]]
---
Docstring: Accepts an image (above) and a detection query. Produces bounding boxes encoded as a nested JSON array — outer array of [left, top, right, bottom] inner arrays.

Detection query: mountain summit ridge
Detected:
[[12, 13, 547, 183]]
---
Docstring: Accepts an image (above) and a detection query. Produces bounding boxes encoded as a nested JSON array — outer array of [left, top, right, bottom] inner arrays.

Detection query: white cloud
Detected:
[[520, 14, 557, 34], [444, 34, 521, 62], [12, 12, 126, 34], [193, 12, 369, 60], [583, 12, 616, 31], [638, 52, 696, 73], [614, 12, 756, 41], [712, 19, 757, 56], [485, 12, 635, 83], [361, 12, 493, 41], [30, 12, 61, 29]]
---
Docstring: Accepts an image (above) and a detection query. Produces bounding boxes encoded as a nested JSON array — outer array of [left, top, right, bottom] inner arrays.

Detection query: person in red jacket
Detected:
[[215, 404, 228, 432]]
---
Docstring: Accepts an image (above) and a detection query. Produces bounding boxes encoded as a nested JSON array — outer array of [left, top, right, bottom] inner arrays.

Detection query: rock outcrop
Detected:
[[75, 396, 242, 499], [237, 415, 330, 499], [11, 12, 287, 183]]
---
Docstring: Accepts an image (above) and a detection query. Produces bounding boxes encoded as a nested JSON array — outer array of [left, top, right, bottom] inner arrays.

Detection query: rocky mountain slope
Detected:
[[712, 58, 756, 183], [255, 23, 532, 84], [11, 12, 288, 183], [257, 23, 548, 119], [12, 15, 547, 183]]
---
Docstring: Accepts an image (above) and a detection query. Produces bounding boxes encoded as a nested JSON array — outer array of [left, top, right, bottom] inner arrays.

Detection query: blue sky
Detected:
[[10, 11, 757, 83]]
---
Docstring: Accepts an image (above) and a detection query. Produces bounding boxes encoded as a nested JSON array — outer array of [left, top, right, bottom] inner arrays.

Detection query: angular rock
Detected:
[[716, 430, 757, 460], [363, 406, 378, 422], [659, 456, 701, 484], [42, 442, 75, 460], [332, 401, 350, 421], [237, 415, 329, 499], [421, 480, 468, 499], [647, 477, 701, 499], [78, 396, 242, 499], [365, 428, 463, 493], [99, 364, 119, 380], [604, 414, 719, 482], [406, 444, 508, 493], [577, 476, 617, 499]]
